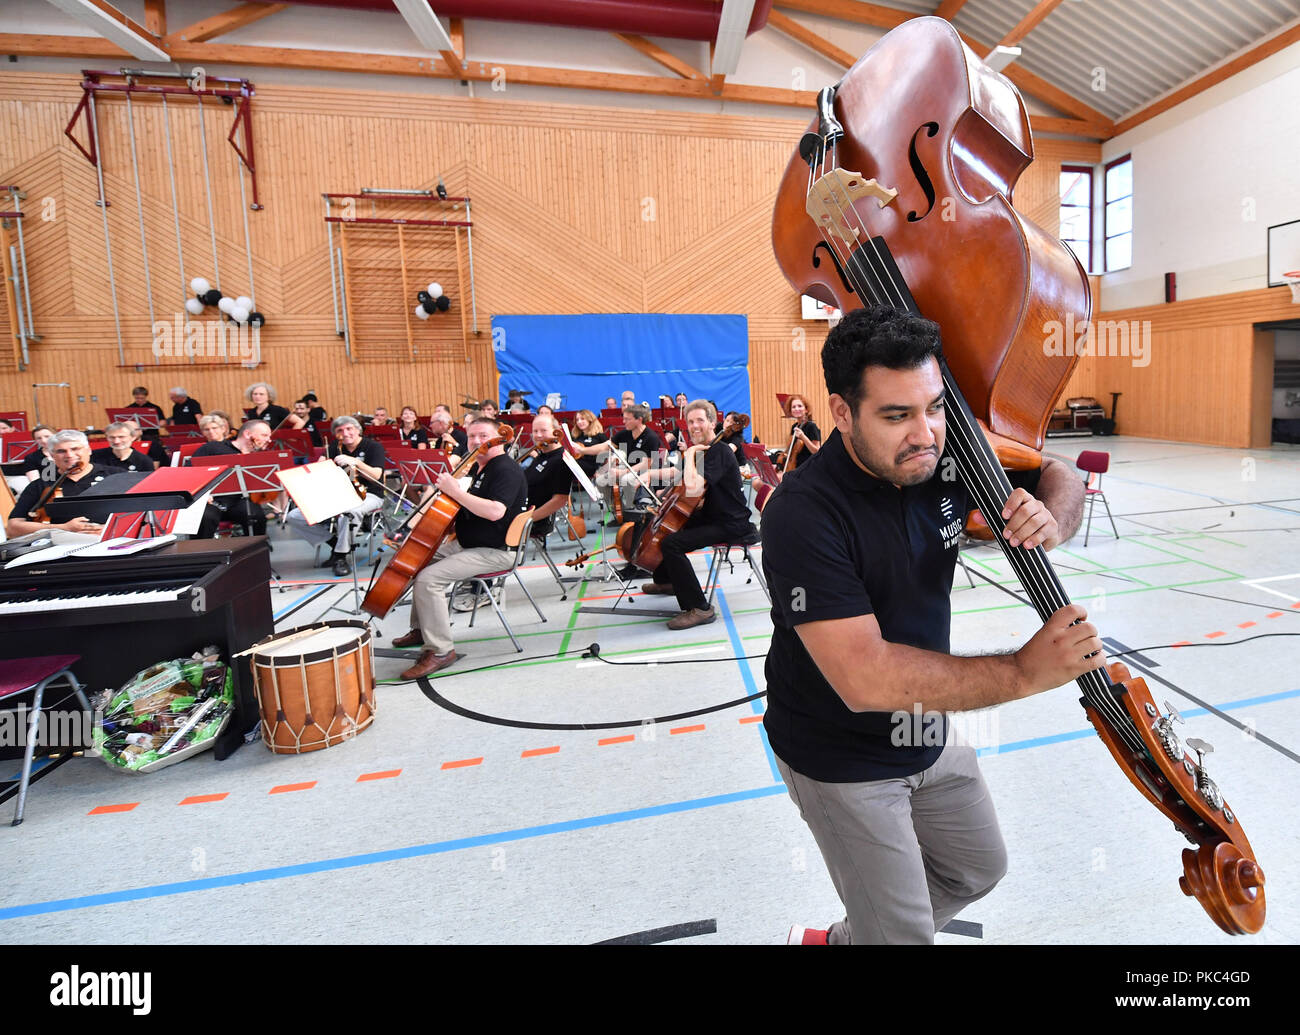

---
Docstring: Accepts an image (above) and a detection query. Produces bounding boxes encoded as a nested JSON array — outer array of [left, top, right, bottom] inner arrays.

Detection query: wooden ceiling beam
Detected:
[[767, 9, 856, 68], [999, 0, 1065, 47], [142, 0, 166, 38], [934, 0, 969, 20], [166, 3, 288, 45], [614, 33, 703, 79], [774, 1, 908, 30]]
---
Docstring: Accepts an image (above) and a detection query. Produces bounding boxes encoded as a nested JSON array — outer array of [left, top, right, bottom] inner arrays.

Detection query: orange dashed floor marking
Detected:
[[1267, 611, 1284, 618], [179, 793, 228, 806], [269, 781, 317, 794], [670, 724, 705, 735], [1205, 631, 1226, 639], [357, 770, 402, 782], [521, 746, 560, 758], [598, 735, 635, 746], [88, 803, 138, 815], [441, 757, 483, 769], [739, 716, 763, 725], [1238, 621, 1256, 629]]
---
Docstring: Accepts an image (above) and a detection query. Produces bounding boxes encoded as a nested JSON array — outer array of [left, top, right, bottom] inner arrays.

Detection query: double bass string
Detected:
[[807, 155, 1143, 750]]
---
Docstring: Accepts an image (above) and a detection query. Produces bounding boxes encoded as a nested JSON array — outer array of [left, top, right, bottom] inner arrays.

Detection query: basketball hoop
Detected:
[[1283, 271, 1300, 304]]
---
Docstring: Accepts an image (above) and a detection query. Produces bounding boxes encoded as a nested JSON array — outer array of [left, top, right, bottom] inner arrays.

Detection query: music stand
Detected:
[[45, 467, 224, 538], [190, 449, 295, 499], [106, 406, 162, 432], [276, 460, 372, 616], [742, 443, 782, 488]]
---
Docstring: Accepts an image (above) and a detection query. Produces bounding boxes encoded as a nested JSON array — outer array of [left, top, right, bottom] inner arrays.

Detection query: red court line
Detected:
[[357, 769, 402, 782], [598, 735, 635, 746], [441, 757, 483, 769], [1238, 621, 1256, 629], [269, 781, 317, 794], [88, 802, 138, 815], [738, 716, 763, 724], [521, 746, 560, 758], [1205, 631, 1226, 639], [1267, 612, 1283, 618], [670, 724, 705, 735], [179, 793, 229, 806]]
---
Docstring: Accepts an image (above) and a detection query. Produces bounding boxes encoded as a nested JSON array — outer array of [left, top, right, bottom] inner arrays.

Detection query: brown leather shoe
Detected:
[[666, 607, 716, 630], [640, 582, 675, 595], [400, 650, 459, 679], [391, 629, 425, 649]]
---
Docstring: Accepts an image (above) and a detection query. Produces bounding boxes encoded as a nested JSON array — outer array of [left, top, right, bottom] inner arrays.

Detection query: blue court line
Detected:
[[0, 785, 788, 921], [716, 587, 779, 784], [273, 586, 329, 620], [976, 686, 1300, 757], [5, 687, 1295, 921]]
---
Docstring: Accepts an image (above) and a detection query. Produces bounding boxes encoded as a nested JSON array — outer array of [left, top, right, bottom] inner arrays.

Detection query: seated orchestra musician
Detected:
[[284, 416, 386, 576], [296, 393, 329, 446], [591, 403, 663, 519], [17, 424, 55, 486], [122, 417, 169, 467], [391, 416, 529, 678], [641, 399, 756, 631], [126, 385, 167, 430], [397, 406, 430, 448], [6, 430, 113, 538], [193, 419, 273, 540], [243, 382, 290, 430], [370, 407, 393, 427], [569, 409, 608, 483], [198, 413, 232, 444], [91, 421, 157, 473], [429, 405, 468, 457], [521, 414, 574, 540], [785, 394, 822, 469]]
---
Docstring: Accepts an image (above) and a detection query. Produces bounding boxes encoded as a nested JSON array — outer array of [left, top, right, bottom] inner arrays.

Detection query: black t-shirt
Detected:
[[692, 438, 753, 536], [327, 438, 387, 492], [523, 447, 573, 534], [12, 464, 115, 520], [575, 431, 607, 477], [610, 426, 664, 468], [456, 453, 528, 550], [193, 441, 239, 458], [761, 429, 970, 783], [399, 426, 430, 449], [171, 398, 202, 424], [90, 447, 154, 473], [21, 450, 54, 481], [793, 420, 821, 469], [302, 406, 329, 447], [245, 404, 290, 430]]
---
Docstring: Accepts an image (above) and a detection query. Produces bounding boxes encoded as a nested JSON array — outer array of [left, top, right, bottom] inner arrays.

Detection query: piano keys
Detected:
[[0, 538, 273, 759]]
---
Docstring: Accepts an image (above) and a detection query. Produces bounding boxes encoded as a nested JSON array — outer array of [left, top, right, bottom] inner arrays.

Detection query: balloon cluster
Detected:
[[186, 277, 266, 328], [414, 281, 451, 320]]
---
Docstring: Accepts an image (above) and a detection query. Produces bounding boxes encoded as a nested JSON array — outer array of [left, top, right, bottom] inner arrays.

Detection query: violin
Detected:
[[770, 17, 1263, 934], [31, 468, 72, 523], [361, 426, 514, 619]]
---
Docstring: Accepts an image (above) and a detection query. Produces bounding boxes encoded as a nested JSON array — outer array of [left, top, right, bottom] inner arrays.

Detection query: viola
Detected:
[[770, 17, 1263, 934], [360, 426, 514, 618]]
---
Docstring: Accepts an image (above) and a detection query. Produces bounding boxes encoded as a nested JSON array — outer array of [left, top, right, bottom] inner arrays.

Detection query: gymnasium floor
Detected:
[[3, 435, 1297, 946]]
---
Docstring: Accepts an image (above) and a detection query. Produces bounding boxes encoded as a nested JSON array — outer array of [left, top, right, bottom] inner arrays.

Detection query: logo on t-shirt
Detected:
[[939, 497, 962, 549]]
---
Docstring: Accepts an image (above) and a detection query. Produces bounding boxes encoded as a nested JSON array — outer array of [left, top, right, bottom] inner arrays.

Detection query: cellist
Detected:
[[640, 399, 754, 631], [391, 416, 528, 678], [765, 308, 1098, 945]]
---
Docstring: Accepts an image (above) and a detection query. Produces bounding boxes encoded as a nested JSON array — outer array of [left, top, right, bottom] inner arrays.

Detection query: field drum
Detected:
[[250, 620, 375, 754]]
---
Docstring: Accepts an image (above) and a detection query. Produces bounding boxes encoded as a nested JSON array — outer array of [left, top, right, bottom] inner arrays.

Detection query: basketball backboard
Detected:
[[1267, 219, 1300, 288]]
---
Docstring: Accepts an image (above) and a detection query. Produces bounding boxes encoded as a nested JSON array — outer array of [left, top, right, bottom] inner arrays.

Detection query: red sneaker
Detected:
[[786, 924, 829, 945]]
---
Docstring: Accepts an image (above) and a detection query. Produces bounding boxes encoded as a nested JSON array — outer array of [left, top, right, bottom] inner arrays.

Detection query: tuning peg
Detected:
[[1186, 737, 1213, 757], [1163, 700, 1184, 723]]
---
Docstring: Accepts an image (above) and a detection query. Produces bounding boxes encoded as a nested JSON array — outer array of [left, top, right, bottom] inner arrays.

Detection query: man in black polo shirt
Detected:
[[6, 430, 114, 538], [430, 405, 468, 458], [168, 387, 203, 425], [192, 419, 272, 539], [597, 403, 663, 519], [91, 422, 156, 473], [392, 416, 528, 678], [120, 417, 168, 467], [763, 305, 1099, 945], [284, 416, 386, 575], [522, 413, 573, 539], [639, 399, 755, 630]]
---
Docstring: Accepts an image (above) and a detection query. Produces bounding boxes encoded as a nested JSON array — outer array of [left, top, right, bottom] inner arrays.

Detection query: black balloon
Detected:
[[436, 295, 450, 311], [201, 289, 223, 307], [248, 311, 265, 327], [417, 290, 432, 304]]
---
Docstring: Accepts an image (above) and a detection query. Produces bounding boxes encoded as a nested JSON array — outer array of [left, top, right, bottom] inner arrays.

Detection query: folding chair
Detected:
[[1076, 449, 1119, 546], [701, 526, 770, 606], [448, 510, 547, 651], [1, 655, 93, 826]]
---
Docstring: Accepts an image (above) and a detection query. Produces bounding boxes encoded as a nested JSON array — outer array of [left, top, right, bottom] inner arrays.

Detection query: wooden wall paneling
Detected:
[[1250, 328, 1275, 450]]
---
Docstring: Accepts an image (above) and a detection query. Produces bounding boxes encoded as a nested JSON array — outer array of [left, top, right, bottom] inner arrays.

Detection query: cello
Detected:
[[771, 17, 1263, 935], [360, 426, 514, 618]]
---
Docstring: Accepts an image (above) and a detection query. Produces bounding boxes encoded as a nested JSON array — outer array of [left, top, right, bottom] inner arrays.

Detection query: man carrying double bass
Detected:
[[640, 399, 755, 631], [392, 416, 528, 678]]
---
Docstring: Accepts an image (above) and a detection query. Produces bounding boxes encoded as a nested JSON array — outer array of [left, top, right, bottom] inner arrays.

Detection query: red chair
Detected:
[[1, 655, 92, 826], [754, 482, 774, 513], [1076, 449, 1118, 546]]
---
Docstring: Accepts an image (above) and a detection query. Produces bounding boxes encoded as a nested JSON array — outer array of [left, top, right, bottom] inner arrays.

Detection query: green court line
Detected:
[[1051, 546, 1102, 571], [556, 574, 590, 658], [1129, 537, 1243, 579], [950, 573, 1244, 616]]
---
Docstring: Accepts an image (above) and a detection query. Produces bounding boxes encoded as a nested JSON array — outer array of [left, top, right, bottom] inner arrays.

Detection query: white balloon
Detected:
[[190, 277, 210, 296], [231, 306, 250, 324], [184, 298, 205, 316], [426, 282, 442, 298], [414, 305, 429, 320], [235, 295, 253, 311], [218, 297, 235, 314]]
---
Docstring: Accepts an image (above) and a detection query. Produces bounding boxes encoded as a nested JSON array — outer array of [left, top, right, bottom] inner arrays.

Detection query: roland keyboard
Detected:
[[0, 538, 273, 759]]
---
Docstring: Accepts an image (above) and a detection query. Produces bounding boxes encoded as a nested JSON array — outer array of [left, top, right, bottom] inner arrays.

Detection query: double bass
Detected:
[[360, 426, 513, 618], [771, 17, 1263, 934]]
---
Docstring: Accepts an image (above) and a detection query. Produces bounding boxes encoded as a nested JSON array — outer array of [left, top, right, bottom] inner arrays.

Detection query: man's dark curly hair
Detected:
[[822, 305, 943, 415]]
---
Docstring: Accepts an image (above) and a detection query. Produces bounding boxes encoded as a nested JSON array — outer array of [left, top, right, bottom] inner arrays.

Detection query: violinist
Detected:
[[520, 414, 573, 538], [284, 416, 385, 576], [397, 406, 431, 449], [193, 419, 273, 540], [762, 307, 1095, 945], [430, 405, 468, 457], [6, 430, 113, 538], [390, 416, 528, 678], [568, 409, 608, 482], [641, 399, 754, 631], [785, 394, 821, 471]]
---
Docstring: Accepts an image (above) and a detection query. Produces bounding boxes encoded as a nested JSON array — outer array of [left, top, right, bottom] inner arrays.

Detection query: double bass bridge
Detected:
[[806, 168, 898, 247]]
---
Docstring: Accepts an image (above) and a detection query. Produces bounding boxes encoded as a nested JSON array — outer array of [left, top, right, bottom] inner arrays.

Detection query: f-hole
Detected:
[[811, 242, 858, 297], [906, 122, 940, 223]]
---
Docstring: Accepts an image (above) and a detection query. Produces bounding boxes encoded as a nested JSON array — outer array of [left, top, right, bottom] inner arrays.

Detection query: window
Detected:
[[1104, 155, 1132, 272], [1059, 165, 1093, 271]]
